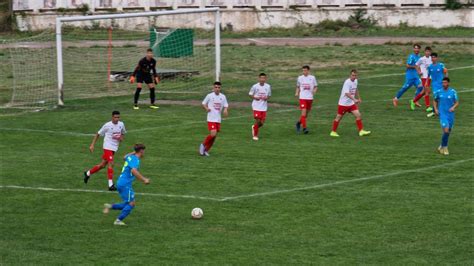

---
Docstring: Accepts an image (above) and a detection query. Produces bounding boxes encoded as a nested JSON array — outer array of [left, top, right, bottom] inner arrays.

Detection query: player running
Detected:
[[411, 46, 433, 112], [103, 144, 150, 226], [295, 65, 318, 134], [249, 73, 271, 141], [130, 48, 160, 110], [84, 111, 126, 191], [426, 53, 448, 117], [330, 69, 371, 137], [433, 78, 458, 155], [199, 81, 229, 156], [393, 44, 423, 107]]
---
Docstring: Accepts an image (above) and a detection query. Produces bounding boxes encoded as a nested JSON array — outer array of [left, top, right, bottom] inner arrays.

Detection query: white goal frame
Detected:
[[55, 8, 221, 106]]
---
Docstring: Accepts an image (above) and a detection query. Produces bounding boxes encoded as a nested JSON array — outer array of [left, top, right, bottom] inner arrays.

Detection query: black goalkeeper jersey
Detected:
[[133, 57, 157, 77]]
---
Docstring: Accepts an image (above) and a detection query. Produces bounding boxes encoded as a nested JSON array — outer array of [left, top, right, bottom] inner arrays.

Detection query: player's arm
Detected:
[[89, 133, 100, 153], [295, 86, 300, 97], [249, 87, 258, 100], [345, 92, 359, 104], [433, 97, 439, 115], [406, 56, 416, 69], [449, 100, 459, 112], [415, 58, 422, 75], [223, 107, 229, 117], [131, 168, 150, 184], [356, 89, 362, 103]]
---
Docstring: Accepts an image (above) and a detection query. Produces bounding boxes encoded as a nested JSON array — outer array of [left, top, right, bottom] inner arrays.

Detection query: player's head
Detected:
[[424, 46, 432, 56], [146, 48, 153, 59], [350, 69, 358, 81], [431, 52, 438, 63], [111, 111, 120, 124], [213, 81, 222, 94], [258, 73, 267, 84], [442, 77, 450, 89], [413, 43, 421, 54], [302, 65, 310, 75], [134, 143, 146, 158]]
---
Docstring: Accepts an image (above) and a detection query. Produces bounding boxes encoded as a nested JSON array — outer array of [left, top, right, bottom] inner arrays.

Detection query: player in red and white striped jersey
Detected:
[[199, 81, 229, 156], [330, 69, 371, 137], [295, 65, 318, 134], [249, 73, 271, 141]]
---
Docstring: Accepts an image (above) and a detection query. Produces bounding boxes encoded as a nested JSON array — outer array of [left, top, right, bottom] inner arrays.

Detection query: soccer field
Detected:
[[1, 43, 473, 264]]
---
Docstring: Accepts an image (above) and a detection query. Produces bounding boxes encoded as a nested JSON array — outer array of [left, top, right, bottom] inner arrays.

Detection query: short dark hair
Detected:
[[214, 81, 222, 86], [259, 73, 266, 77], [112, 110, 120, 116], [443, 77, 450, 83], [350, 69, 357, 74], [302, 65, 310, 70], [146, 48, 153, 53], [425, 46, 432, 51], [413, 43, 421, 48], [134, 143, 146, 153], [431, 52, 438, 57]]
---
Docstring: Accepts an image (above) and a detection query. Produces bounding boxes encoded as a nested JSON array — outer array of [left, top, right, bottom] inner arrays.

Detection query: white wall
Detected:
[[13, 7, 474, 32]]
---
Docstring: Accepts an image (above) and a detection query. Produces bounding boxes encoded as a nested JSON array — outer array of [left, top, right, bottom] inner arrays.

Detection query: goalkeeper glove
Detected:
[[129, 76, 135, 84]]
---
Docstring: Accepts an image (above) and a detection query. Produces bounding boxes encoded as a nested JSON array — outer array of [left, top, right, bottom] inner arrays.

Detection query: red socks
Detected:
[[89, 165, 101, 175], [356, 119, 363, 131], [203, 135, 216, 151], [413, 92, 424, 103], [300, 115, 307, 128], [424, 94, 430, 107], [253, 123, 259, 136], [332, 120, 340, 132], [107, 168, 113, 180]]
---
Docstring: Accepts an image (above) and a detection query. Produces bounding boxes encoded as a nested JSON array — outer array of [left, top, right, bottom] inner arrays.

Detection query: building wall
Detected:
[[12, 1, 474, 31]]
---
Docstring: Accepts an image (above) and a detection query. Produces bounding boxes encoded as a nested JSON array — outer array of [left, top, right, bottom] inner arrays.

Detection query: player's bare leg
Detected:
[[84, 159, 107, 184], [147, 83, 159, 109], [352, 110, 371, 136], [330, 114, 343, 137], [133, 82, 143, 110]]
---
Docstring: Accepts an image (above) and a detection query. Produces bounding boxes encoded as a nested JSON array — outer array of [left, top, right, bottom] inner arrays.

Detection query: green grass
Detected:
[[0, 43, 473, 264]]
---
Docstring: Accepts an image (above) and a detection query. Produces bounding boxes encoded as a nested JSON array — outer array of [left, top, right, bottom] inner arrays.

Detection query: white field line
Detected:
[[2, 158, 472, 202], [0, 127, 94, 137], [0, 185, 221, 201], [219, 158, 474, 201]]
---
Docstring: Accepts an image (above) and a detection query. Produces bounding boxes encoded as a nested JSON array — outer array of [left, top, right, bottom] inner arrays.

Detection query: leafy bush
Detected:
[[314, 9, 378, 32], [445, 0, 464, 10]]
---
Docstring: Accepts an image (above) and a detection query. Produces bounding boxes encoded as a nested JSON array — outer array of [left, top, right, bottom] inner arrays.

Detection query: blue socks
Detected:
[[112, 202, 127, 210], [441, 132, 450, 147], [118, 204, 134, 221]]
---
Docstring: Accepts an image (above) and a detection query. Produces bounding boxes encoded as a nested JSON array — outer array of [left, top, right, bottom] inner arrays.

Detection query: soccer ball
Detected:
[[191, 208, 203, 219]]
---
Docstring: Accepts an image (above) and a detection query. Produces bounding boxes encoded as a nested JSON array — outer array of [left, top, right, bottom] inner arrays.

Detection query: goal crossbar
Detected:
[[55, 8, 221, 106]]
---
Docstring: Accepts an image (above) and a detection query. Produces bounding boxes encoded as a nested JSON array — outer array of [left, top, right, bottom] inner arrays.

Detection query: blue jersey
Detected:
[[434, 87, 458, 115], [117, 154, 140, 187], [405, 53, 420, 79], [428, 63, 446, 90]]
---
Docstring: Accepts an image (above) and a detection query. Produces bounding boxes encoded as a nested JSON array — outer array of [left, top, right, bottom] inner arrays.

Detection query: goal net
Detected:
[[1, 8, 220, 109]]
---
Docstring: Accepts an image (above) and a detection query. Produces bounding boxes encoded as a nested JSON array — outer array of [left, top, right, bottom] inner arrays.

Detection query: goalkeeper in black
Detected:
[[130, 48, 160, 110]]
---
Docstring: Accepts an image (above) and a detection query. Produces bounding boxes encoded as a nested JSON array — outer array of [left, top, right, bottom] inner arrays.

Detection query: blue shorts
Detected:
[[403, 77, 422, 88], [439, 114, 454, 129], [118, 185, 135, 203]]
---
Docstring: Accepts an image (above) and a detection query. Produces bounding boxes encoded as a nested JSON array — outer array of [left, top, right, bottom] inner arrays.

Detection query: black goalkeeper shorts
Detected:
[[136, 73, 153, 84]]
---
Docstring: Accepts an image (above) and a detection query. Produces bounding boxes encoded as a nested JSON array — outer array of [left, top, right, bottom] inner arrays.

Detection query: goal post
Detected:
[[55, 8, 221, 106]]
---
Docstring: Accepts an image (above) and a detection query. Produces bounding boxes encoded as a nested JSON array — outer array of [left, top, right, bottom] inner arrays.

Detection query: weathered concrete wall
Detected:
[[14, 7, 474, 32]]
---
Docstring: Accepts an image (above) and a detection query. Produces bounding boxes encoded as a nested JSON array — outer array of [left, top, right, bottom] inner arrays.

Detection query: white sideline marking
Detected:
[[1, 159, 472, 202], [219, 158, 474, 201], [0, 185, 221, 201]]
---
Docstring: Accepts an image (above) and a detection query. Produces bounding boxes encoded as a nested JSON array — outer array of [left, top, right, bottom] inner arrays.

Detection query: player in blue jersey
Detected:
[[103, 144, 150, 225], [426, 53, 449, 117], [433, 78, 458, 155], [393, 44, 423, 107]]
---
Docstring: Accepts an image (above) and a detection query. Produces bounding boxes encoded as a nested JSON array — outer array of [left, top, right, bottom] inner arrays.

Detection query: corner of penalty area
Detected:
[[108, 27, 198, 83]]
